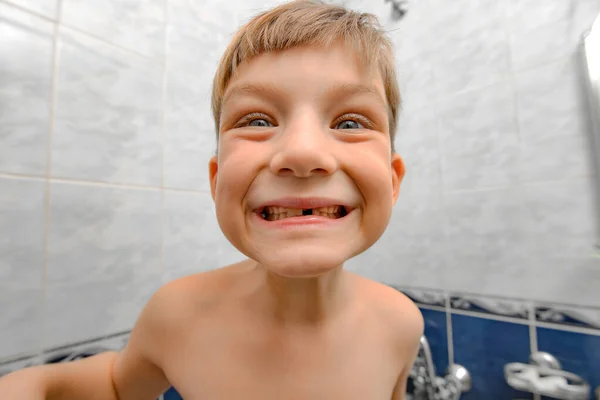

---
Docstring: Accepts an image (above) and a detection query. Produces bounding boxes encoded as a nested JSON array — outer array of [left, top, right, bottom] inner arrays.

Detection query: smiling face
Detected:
[[209, 42, 405, 278]]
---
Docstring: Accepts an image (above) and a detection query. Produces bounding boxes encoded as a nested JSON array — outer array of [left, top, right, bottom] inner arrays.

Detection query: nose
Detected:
[[269, 119, 338, 178]]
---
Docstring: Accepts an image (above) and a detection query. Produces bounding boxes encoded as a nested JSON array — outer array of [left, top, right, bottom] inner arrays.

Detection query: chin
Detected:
[[252, 246, 355, 278]]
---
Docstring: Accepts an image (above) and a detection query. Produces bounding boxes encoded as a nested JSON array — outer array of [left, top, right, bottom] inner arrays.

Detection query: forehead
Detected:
[[222, 43, 387, 108]]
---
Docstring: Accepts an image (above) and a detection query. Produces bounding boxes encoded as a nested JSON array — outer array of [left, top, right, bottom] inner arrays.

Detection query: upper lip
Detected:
[[254, 197, 354, 211]]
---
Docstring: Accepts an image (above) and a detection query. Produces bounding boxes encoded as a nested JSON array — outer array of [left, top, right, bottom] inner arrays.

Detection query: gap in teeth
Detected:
[[262, 206, 343, 220]]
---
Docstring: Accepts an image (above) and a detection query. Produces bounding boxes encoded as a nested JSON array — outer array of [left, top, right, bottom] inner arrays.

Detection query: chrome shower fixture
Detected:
[[385, 0, 408, 21]]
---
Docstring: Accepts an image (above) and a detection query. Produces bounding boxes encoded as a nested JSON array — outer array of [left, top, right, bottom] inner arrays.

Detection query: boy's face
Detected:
[[209, 42, 404, 278]]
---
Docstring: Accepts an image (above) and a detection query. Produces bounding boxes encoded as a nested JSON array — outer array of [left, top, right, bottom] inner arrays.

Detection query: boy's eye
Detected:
[[248, 118, 272, 127], [335, 119, 364, 130], [333, 113, 373, 130], [235, 113, 274, 128]]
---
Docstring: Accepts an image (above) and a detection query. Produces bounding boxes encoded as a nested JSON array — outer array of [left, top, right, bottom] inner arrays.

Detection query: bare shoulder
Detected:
[[149, 259, 255, 323], [349, 274, 424, 352], [121, 260, 253, 360]]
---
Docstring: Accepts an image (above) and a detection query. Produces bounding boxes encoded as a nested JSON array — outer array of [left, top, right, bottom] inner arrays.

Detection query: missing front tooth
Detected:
[[302, 209, 313, 216]]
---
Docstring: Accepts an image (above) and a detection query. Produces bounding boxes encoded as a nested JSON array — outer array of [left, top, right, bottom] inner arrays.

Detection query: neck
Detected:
[[249, 261, 351, 326]]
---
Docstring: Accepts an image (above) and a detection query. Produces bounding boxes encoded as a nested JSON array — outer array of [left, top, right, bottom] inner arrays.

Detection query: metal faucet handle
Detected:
[[445, 364, 472, 393], [529, 351, 561, 370]]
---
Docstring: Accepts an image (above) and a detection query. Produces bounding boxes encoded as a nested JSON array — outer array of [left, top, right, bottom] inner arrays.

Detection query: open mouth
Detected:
[[258, 205, 350, 221]]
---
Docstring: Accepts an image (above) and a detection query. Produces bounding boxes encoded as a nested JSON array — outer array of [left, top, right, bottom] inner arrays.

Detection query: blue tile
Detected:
[[163, 387, 183, 400], [452, 314, 533, 399], [537, 327, 600, 394], [419, 308, 449, 375]]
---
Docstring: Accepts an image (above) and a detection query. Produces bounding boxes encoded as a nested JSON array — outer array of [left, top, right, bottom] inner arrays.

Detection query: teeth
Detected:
[[262, 205, 344, 221]]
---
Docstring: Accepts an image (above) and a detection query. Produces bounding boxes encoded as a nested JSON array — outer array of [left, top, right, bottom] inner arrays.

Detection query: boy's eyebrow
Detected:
[[222, 82, 387, 108]]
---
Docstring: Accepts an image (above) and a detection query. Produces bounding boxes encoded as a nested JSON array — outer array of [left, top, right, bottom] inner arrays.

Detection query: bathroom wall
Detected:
[[340, 0, 600, 396], [0, 0, 599, 383], [404, 287, 600, 399], [345, 0, 600, 308], [0, 0, 270, 360]]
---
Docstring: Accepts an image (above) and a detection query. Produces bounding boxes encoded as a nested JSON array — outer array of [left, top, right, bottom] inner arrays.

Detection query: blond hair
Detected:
[[211, 0, 400, 151]]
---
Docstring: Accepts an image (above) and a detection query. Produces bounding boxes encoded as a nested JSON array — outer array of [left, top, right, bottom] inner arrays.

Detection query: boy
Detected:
[[0, 1, 423, 398]]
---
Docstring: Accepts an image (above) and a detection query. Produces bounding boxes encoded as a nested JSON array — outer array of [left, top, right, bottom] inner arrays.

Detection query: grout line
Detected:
[[399, 284, 600, 312], [449, 308, 531, 326], [528, 301, 538, 355], [0, 172, 46, 182], [415, 304, 446, 312], [158, 0, 169, 283], [160, 0, 169, 192], [39, 0, 63, 362], [0, 330, 131, 366], [441, 173, 596, 195], [0, 0, 161, 63], [0, 0, 56, 22], [445, 291, 454, 365], [535, 321, 600, 337], [49, 177, 163, 191], [58, 22, 163, 63], [0, 172, 211, 194]]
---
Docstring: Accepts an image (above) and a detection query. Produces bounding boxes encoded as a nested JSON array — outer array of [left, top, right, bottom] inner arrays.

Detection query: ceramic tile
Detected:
[[450, 294, 529, 320], [343, 234, 408, 285], [574, 0, 600, 40], [0, 286, 43, 360], [61, 0, 165, 59], [518, 132, 593, 183], [506, 0, 574, 34], [396, 107, 441, 196], [41, 330, 129, 359], [442, 187, 534, 297], [401, 289, 446, 308], [514, 56, 586, 144], [168, 0, 239, 74], [163, 387, 183, 400], [427, 0, 508, 42], [45, 182, 161, 347], [431, 22, 510, 95], [524, 255, 600, 307], [440, 127, 519, 192], [163, 68, 215, 191], [419, 308, 449, 376], [521, 178, 598, 259], [537, 327, 600, 395], [396, 52, 438, 110], [452, 314, 532, 399], [5, 0, 58, 19], [47, 182, 161, 284], [162, 190, 244, 283], [374, 192, 446, 289], [44, 277, 159, 349], [0, 4, 53, 175], [0, 178, 45, 287], [52, 27, 162, 185], [437, 83, 517, 158], [509, 19, 576, 71], [535, 303, 600, 330], [388, 191, 445, 255]]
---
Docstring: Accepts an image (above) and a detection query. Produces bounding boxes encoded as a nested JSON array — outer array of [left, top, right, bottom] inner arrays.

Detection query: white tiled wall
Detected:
[[0, 0, 252, 360], [345, 0, 600, 305], [1, 0, 599, 361]]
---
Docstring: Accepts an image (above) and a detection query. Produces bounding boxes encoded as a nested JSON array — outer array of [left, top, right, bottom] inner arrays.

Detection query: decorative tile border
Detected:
[[450, 295, 530, 320], [535, 304, 600, 331], [396, 287, 446, 307], [0, 330, 130, 370]]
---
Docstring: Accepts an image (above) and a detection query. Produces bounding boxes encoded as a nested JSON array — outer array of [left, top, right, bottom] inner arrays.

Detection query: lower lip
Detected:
[[252, 211, 354, 229]]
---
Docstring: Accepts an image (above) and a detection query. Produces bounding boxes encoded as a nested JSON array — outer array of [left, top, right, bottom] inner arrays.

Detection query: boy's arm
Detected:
[[0, 285, 175, 400], [391, 298, 424, 400]]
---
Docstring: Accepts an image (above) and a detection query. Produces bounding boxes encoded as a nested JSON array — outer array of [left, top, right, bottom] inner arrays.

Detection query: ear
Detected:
[[391, 153, 405, 205], [209, 156, 218, 202]]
